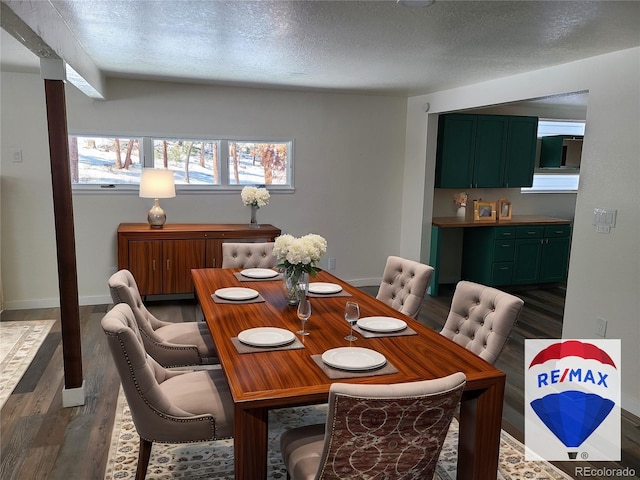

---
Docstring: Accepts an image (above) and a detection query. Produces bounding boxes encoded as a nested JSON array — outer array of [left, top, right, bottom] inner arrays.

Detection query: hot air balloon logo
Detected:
[[524, 339, 620, 461]]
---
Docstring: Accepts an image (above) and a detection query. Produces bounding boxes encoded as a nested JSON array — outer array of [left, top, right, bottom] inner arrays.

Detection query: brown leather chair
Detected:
[[440, 280, 524, 364], [108, 269, 217, 367], [221, 241, 278, 268], [101, 303, 233, 480], [376, 255, 434, 318], [280, 372, 466, 480]]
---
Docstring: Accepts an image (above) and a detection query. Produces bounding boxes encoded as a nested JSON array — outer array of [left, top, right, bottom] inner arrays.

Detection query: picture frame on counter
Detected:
[[474, 200, 496, 222], [498, 198, 512, 220]]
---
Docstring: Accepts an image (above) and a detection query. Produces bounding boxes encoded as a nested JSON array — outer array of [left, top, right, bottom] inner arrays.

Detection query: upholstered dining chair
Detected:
[[440, 280, 524, 365], [108, 269, 218, 367], [280, 372, 466, 480], [221, 241, 278, 268], [101, 303, 233, 480], [376, 255, 435, 319]]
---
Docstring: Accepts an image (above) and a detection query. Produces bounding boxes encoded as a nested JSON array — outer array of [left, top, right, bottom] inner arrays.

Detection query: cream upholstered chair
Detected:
[[221, 242, 278, 268], [101, 303, 233, 480], [440, 280, 524, 365], [108, 269, 217, 367], [280, 372, 466, 480], [376, 255, 435, 319]]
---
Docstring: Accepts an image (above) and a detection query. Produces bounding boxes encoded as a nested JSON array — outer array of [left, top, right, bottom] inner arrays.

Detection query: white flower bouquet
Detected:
[[241, 186, 270, 208], [273, 234, 327, 275]]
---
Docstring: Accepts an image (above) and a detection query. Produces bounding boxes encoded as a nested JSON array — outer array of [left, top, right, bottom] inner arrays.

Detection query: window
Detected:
[[69, 134, 294, 191]]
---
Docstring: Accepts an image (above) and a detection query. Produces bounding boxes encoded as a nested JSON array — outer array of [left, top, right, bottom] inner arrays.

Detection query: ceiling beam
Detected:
[[1, 0, 106, 99]]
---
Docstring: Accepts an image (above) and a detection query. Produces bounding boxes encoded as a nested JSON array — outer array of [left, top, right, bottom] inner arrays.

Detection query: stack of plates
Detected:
[[238, 327, 295, 347], [308, 282, 343, 294], [215, 287, 259, 301], [356, 316, 407, 333], [240, 268, 279, 279], [321, 347, 386, 371]]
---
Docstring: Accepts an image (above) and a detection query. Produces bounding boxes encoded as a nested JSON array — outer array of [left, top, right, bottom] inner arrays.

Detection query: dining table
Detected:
[[192, 267, 506, 480]]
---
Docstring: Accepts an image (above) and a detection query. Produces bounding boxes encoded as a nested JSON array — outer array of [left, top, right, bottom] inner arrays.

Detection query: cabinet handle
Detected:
[[502, 232, 512, 236], [554, 230, 564, 234], [166, 259, 170, 271], [152, 259, 156, 271], [212, 258, 216, 268], [501, 244, 511, 247], [499, 267, 510, 270]]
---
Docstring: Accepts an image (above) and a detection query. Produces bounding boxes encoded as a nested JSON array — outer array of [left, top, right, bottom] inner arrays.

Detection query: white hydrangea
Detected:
[[274, 233, 328, 268], [241, 186, 270, 207]]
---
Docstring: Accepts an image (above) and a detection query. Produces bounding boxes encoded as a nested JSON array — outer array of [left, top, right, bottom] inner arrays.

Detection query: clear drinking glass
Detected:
[[344, 301, 360, 341], [297, 299, 311, 336]]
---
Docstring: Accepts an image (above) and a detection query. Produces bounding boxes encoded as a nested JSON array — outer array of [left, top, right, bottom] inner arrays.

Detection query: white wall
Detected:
[[1, 74, 407, 307], [403, 48, 640, 416]]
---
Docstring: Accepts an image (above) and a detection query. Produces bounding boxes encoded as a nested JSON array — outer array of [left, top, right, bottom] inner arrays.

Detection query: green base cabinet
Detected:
[[462, 226, 516, 286], [463, 224, 571, 287]]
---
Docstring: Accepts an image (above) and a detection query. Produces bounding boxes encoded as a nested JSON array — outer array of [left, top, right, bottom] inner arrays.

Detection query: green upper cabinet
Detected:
[[435, 114, 476, 188], [435, 113, 538, 188], [474, 115, 508, 187], [504, 116, 538, 187]]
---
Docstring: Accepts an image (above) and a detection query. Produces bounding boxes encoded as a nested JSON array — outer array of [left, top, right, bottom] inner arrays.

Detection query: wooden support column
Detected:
[[43, 76, 84, 403]]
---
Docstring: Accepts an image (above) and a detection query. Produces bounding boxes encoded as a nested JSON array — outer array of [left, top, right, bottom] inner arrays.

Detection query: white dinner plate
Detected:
[[214, 287, 260, 301], [240, 268, 279, 279], [238, 327, 296, 347], [308, 282, 343, 294], [357, 316, 407, 333], [321, 347, 387, 371]]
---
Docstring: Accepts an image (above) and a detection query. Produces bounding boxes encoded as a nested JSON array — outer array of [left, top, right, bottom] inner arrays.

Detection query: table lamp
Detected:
[[139, 168, 176, 228]]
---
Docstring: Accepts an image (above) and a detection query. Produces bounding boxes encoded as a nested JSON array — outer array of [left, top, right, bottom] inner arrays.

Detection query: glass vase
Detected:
[[250, 204, 258, 227], [283, 269, 309, 306]]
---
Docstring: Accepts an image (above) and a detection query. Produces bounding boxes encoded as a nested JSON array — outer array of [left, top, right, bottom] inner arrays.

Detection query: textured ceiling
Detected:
[[1, 0, 639, 97]]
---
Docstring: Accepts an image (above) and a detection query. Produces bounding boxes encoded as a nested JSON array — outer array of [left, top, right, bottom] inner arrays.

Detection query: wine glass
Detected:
[[344, 301, 360, 342], [297, 299, 311, 336]]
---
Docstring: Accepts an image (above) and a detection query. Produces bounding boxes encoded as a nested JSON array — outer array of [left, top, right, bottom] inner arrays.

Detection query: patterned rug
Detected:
[[0, 319, 56, 410], [105, 387, 572, 480]]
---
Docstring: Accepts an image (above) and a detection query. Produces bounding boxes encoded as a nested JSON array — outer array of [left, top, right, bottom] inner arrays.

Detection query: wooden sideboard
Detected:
[[117, 223, 281, 296]]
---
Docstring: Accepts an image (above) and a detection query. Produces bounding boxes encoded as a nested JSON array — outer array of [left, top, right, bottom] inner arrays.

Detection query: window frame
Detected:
[[69, 132, 295, 194]]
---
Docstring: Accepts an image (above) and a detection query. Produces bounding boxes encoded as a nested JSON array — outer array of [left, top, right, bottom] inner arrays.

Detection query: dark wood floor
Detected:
[[2, 284, 639, 479]]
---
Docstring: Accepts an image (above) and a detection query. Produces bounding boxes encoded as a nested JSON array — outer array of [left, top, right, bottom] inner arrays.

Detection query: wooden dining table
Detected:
[[192, 268, 506, 480]]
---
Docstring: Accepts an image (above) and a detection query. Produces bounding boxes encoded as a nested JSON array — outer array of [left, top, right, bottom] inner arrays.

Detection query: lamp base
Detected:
[[148, 199, 166, 228]]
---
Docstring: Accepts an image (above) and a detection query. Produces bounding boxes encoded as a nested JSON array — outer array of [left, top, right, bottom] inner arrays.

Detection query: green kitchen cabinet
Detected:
[[463, 223, 571, 287], [504, 116, 538, 187], [539, 135, 583, 169], [435, 114, 476, 188], [462, 226, 516, 286], [435, 113, 537, 188], [513, 225, 571, 285]]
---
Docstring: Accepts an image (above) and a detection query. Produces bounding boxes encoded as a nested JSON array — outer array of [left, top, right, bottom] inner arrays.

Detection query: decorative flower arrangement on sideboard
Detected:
[[241, 186, 270, 225], [273, 233, 328, 305]]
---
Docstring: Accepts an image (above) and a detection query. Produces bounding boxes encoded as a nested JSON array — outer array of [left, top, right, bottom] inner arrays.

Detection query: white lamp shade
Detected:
[[139, 169, 176, 198]]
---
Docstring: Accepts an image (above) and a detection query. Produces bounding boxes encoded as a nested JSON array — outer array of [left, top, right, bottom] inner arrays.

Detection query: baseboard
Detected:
[[4, 294, 112, 310]]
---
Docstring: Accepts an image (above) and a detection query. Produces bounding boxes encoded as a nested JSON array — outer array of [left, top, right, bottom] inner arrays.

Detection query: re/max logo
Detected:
[[537, 368, 609, 388]]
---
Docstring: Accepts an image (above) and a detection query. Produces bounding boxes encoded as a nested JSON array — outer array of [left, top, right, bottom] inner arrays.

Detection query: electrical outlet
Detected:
[[596, 318, 608, 337], [327, 257, 336, 270]]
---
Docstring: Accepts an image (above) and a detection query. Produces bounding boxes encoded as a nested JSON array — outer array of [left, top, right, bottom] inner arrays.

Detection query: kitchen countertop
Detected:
[[432, 215, 572, 228]]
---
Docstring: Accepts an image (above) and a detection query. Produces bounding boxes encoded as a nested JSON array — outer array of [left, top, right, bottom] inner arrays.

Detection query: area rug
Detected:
[[0, 319, 56, 409], [105, 387, 572, 480]]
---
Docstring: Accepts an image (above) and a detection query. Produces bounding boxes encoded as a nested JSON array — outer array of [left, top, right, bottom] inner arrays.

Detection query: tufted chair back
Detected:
[[101, 303, 233, 480], [376, 256, 434, 319], [108, 269, 217, 367], [440, 280, 524, 365], [221, 242, 278, 268], [281, 372, 466, 480], [108, 269, 170, 342]]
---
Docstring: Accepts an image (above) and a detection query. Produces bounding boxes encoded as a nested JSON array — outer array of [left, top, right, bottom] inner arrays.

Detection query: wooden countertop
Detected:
[[432, 215, 571, 228]]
